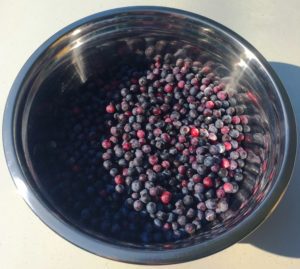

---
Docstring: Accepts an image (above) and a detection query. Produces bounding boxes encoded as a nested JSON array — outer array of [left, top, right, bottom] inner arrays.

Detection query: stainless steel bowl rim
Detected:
[[2, 6, 297, 264]]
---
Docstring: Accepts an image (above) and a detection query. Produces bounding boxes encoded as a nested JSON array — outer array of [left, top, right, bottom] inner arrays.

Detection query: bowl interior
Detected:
[[13, 9, 285, 251]]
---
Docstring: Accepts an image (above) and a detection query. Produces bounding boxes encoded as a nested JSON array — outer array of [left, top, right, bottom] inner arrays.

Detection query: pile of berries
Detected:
[[43, 37, 261, 244], [96, 54, 251, 241]]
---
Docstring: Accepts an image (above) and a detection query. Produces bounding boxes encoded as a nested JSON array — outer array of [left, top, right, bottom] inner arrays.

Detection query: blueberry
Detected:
[[118, 158, 127, 167], [172, 222, 179, 231], [185, 223, 196, 234], [215, 119, 224, 129], [205, 189, 215, 199], [205, 210, 216, 221], [133, 200, 144, 211], [144, 181, 154, 189], [140, 193, 151, 203], [142, 144, 151, 154], [146, 202, 157, 214], [216, 143, 225, 154], [196, 155, 204, 163], [197, 164, 207, 175], [109, 168, 118, 177], [216, 199, 229, 213], [115, 184, 125, 193], [183, 195, 193, 206], [205, 199, 217, 210], [131, 180, 142, 192], [194, 183, 204, 194], [237, 159, 245, 168], [192, 220, 202, 230], [239, 150, 248, 159], [177, 215, 187, 226], [186, 208, 195, 218], [154, 218, 162, 228], [204, 156, 214, 167], [167, 213, 176, 223], [156, 210, 167, 221], [103, 160, 112, 170], [229, 129, 239, 139], [230, 151, 239, 160]]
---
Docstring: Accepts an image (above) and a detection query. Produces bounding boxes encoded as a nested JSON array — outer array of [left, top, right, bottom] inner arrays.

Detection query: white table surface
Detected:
[[1, 1, 300, 268]]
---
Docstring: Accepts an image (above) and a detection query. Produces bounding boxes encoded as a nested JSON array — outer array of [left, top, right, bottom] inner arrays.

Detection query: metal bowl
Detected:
[[3, 6, 297, 264]]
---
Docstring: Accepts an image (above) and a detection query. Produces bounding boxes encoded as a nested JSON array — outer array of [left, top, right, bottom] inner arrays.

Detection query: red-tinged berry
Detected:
[[163, 222, 171, 230], [232, 116, 241, 124], [240, 115, 249, 124], [164, 84, 173, 93], [203, 177, 213, 188], [139, 138, 146, 145], [136, 106, 144, 114], [237, 134, 245, 142], [221, 126, 230, 134], [192, 175, 201, 183], [109, 136, 117, 144], [102, 139, 112, 149], [162, 160, 170, 169], [178, 135, 186, 143], [153, 107, 162, 115], [164, 117, 172, 123], [205, 101, 215, 109], [208, 133, 217, 141], [224, 141, 232, 151], [178, 165, 186, 175], [161, 133, 171, 142], [122, 168, 129, 176], [177, 80, 185, 88], [190, 127, 200, 137], [216, 188, 226, 198], [213, 86, 221, 93], [221, 158, 230, 169], [189, 155, 196, 163], [106, 103, 115, 113], [122, 142, 131, 151], [153, 128, 162, 137], [139, 86, 147, 93], [161, 191, 172, 204], [153, 164, 162, 173], [114, 175, 124, 185], [136, 130, 145, 138], [180, 180, 187, 188], [217, 91, 228, 100], [223, 182, 233, 193], [149, 155, 158, 165]]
